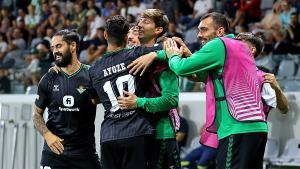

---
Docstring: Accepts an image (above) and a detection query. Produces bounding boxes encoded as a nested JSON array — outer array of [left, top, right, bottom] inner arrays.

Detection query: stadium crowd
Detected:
[[0, 0, 299, 94]]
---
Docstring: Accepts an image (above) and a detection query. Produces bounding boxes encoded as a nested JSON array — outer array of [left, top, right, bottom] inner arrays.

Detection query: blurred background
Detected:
[[0, 0, 300, 169]]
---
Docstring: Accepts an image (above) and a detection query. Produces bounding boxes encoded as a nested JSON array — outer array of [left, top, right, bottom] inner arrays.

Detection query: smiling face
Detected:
[[51, 36, 72, 67], [137, 17, 158, 43], [197, 17, 218, 45]]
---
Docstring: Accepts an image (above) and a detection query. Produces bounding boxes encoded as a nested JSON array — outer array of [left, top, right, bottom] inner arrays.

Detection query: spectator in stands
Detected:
[[160, 0, 179, 23], [285, 12, 300, 53], [65, 2, 76, 27], [117, 0, 128, 17], [0, 33, 8, 60], [231, 0, 262, 30], [127, 0, 147, 17], [176, 106, 189, 151], [101, 1, 117, 19], [274, 12, 300, 54], [36, 40, 53, 76], [250, 2, 284, 44], [25, 4, 41, 29], [87, 0, 101, 16], [31, 27, 44, 49], [167, 21, 183, 40], [48, 5, 66, 31], [181, 124, 217, 169], [17, 8, 26, 21], [279, 0, 296, 29], [0, 17, 12, 34], [86, 9, 105, 40], [44, 27, 56, 43], [0, 66, 11, 93], [70, 3, 87, 36], [40, 1, 51, 23], [21, 48, 41, 88]]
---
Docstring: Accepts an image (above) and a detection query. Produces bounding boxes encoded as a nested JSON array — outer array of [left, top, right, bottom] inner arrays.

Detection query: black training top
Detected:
[[89, 46, 159, 143], [35, 64, 98, 157]]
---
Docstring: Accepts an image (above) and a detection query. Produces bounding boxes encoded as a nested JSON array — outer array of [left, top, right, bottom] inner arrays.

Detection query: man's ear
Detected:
[[104, 30, 108, 40], [155, 27, 163, 36], [216, 27, 225, 37], [71, 42, 76, 53], [251, 47, 257, 57]]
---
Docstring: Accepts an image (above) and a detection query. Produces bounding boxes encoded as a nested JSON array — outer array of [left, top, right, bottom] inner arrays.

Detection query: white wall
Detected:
[[0, 92, 299, 168]]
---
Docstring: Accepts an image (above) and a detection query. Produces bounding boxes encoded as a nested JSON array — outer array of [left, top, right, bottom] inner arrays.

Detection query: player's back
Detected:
[[90, 46, 158, 143]]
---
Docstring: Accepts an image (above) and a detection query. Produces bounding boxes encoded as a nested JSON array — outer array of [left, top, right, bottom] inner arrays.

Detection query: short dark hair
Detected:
[[141, 9, 169, 38], [200, 12, 230, 33], [236, 32, 264, 57], [105, 15, 129, 45], [53, 29, 80, 53]]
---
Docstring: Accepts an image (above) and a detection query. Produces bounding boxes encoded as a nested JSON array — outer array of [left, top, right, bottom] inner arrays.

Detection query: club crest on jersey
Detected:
[[77, 86, 86, 94], [53, 85, 59, 91]]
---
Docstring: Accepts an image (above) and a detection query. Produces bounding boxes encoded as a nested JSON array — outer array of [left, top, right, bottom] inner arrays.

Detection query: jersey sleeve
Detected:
[[261, 83, 277, 108], [131, 46, 162, 60], [35, 74, 50, 109]]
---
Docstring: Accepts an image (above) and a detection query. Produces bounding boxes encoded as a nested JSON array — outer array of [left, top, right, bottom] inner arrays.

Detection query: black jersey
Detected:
[[89, 46, 160, 143], [35, 64, 98, 157]]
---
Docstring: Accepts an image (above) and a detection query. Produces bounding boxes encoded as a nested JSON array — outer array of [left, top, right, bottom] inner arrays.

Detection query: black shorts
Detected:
[[216, 132, 267, 169], [40, 150, 101, 169], [147, 138, 181, 169], [101, 135, 149, 169]]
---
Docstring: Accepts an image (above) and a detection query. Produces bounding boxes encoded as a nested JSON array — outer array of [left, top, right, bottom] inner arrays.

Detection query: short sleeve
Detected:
[[35, 74, 50, 109]]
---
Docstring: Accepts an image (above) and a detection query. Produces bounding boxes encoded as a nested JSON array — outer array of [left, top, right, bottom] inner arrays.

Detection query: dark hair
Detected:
[[236, 32, 264, 57], [200, 12, 230, 33], [105, 15, 129, 45], [141, 9, 169, 38], [53, 29, 80, 53]]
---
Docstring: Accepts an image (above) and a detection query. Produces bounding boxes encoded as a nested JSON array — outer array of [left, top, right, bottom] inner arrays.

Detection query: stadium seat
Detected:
[[283, 80, 300, 92], [25, 85, 38, 94], [270, 138, 300, 167], [276, 60, 296, 79], [264, 138, 280, 161]]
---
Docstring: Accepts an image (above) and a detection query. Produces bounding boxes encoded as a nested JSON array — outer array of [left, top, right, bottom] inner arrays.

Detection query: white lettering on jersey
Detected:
[[103, 63, 127, 77]]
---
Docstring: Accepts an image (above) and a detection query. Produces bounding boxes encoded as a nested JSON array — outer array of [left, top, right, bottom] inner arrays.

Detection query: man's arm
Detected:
[[118, 70, 178, 112], [32, 105, 64, 155], [166, 38, 225, 77], [263, 73, 288, 113]]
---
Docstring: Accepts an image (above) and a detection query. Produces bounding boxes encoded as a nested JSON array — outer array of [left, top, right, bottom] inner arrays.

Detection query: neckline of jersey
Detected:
[[61, 63, 83, 78], [102, 47, 131, 58]]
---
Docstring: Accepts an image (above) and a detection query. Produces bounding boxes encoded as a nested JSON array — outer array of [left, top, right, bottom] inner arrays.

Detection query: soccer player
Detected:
[[89, 15, 163, 169], [32, 30, 101, 169], [164, 12, 268, 169], [235, 32, 288, 115], [130, 12, 270, 169], [118, 9, 181, 169]]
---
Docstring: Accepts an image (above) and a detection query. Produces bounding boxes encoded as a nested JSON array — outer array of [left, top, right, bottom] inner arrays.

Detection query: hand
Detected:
[[48, 65, 61, 74], [128, 52, 157, 76], [164, 38, 183, 58], [172, 37, 192, 57], [117, 91, 138, 109], [263, 73, 280, 89], [44, 131, 64, 155]]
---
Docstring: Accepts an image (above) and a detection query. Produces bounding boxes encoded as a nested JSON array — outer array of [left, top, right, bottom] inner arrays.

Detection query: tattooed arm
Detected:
[[32, 105, 49, 135], [32, 105, 64, 155]]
